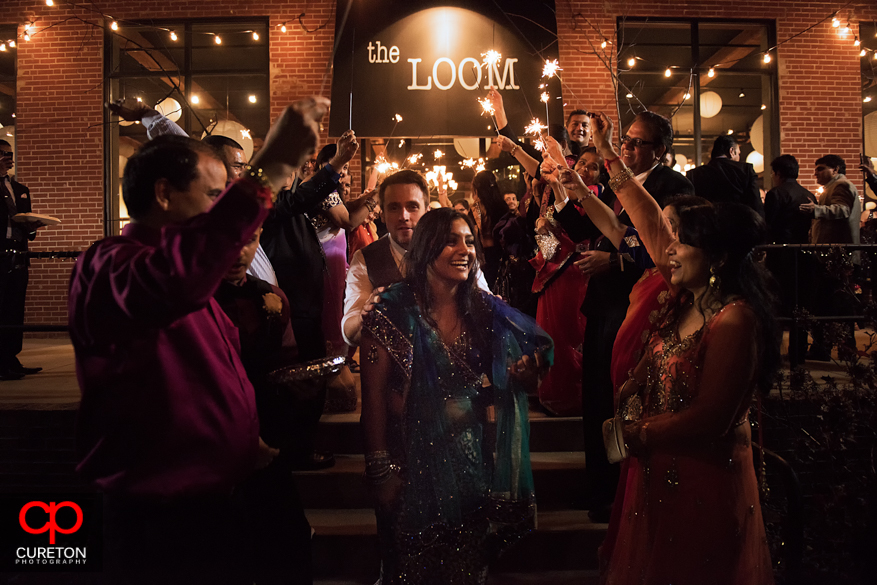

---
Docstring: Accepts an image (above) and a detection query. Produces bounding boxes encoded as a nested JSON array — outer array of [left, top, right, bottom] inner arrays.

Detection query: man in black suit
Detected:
[[687, 135, 764, 217], [620, 111, 694, 208], [0, 140, 42, 379], [763, 155, 816, 366]]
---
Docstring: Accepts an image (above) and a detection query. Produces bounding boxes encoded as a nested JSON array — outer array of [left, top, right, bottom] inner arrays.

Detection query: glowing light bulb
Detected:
[[763, 53, 771, 64], [683, 93, 691, 100], [394, 114, 402, 122], [23, 33, 30, 42], [46, 0, 54, 5], [601, 41, 607, 49], [110, 21, 118, 31], [8, 41, 14, 48], [708, 67, 715, 77], [854, 38, 861, 46], [248, 95, 257, 103], [281, 24, 287, 33], [832, 17, 840, 28], [170, 31, 177, 41], [191, 95, 200, 105], [739, 90, 746, 98], [136, 97, 142, 102], [865, 96, 873, 103], [0, 44, 5, 52], [664, 68, 672, 77], [861, 49, 867, 58], [626, 93, 633, 99], [253, 32, 259, 41], [727, 129, 734, 135], [627, 57, 635, 68], [761, 104, 767, 110], [215, 35, 222, 45]]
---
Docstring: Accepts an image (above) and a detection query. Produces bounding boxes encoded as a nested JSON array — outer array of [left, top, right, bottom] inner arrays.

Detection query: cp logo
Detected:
[[19, 501, 83, 544]]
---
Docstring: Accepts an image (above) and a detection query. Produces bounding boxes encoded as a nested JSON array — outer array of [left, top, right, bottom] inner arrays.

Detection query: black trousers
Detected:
[[0, 250, 27, 368], [580, 306, 628, 506], [103, 493, 250, 585]]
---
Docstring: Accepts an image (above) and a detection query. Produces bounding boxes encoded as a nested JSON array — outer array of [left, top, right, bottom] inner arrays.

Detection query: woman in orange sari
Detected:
[[558, 114, 778, 584]]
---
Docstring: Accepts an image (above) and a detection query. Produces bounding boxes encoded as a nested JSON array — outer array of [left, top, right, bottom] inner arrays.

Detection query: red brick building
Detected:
[[3, 0, 875, 326]]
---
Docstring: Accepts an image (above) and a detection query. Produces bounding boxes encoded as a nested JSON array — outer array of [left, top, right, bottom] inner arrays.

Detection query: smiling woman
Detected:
[[359, 207, 553, 584]]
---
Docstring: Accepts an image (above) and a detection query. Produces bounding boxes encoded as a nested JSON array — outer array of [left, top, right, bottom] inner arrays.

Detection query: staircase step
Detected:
[[308, 508, 607, 580], [296, 452, 586, 510], [315, 412, 584, 454]]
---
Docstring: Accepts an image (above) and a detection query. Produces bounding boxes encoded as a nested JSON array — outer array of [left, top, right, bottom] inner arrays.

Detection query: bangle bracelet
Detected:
[[608, 166, 635, 192]]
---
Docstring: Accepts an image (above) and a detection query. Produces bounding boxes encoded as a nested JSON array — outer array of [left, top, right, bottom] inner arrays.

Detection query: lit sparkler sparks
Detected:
[[434, 149, 444, 160], [540, 92, 550, 103], [461, 158, 477, 169], [525, 118, 547, 136], [481, 50, 501, 67], [533, 137, 546, 152], [398, 139, 405, 148], [542, 59, 561, 79], [394, 113, 403, 122], [478, 98, 495, 117], [407, 153, 423, 165], [475, 162, 486, 172]]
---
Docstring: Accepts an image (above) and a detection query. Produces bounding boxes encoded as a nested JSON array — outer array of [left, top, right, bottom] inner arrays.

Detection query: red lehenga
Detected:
[[601, 302, 774, 585], [530, 181, 590, 416]]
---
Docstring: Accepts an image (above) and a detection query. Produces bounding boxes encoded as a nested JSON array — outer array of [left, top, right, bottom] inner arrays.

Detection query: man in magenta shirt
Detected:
[[69, 99, 327, 584]]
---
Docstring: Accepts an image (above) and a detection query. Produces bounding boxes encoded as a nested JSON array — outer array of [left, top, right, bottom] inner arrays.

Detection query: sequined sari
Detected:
[[601, 301, 774, 585], [362, 283, 553, 584]]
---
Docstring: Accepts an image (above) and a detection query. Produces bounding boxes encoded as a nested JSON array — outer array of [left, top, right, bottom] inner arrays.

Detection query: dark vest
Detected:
[[361, 236, 403, 289]]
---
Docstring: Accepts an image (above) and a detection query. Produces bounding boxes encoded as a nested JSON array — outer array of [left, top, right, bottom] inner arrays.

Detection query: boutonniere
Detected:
[[262, 292, 282, 318]]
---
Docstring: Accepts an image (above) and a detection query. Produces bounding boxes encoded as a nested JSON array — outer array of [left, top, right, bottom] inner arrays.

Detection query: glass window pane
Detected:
[[190, 75, 269, 141], [0, 26, 15, 129], [117, 23, 184, 75], [191, 22, 267, 72]]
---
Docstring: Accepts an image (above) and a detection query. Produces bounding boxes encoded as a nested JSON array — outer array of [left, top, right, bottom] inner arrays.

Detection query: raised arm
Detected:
[[592, 112, 674, 284]]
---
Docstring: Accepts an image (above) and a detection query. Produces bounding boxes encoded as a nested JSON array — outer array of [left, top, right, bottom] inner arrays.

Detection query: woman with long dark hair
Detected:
[[574, 113, 778, 584], [359, 207, 553, 584]]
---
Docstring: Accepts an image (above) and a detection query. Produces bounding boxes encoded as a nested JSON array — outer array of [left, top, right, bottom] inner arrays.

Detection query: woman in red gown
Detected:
[[561, 114, 778, 584]]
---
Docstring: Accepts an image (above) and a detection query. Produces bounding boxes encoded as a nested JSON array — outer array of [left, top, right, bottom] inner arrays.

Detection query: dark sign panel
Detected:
[[328, 0, 560, 137]]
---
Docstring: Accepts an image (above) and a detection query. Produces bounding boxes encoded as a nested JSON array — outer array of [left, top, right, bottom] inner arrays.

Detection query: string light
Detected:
[[0, 44, 5, 52], [23, 33, 30, 42], [763, 52, 771, 64], [214, 35, 222, 45], [761, 104, 767, 110], [683, 92, 691, 100], [664, 68, 672, 77], [248, 95, 256, 103], [110, 21, 118, 31], [854, 37, 860, 47], [832, 17, 840, 28], [627, 56, 636, 68], [727, 129, 734, 135], [739, 89, 746, 98], [601, 41, 607, 49], [280, 24, 287, 33], [252, 32, 259, 41], [191, 95, 200, 105], [625, 92, 633, 99], [46, 0, 54, 5], [170, 31, 177, 41], [865, 96, 873, 103], [8, 41, 14, 48], [707, 67, 715, 78], [861, 49, 867, 58]]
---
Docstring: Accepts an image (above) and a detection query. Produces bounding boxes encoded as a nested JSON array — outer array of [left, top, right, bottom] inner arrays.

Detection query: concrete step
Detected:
[[315, 411, 584, 455], [307, 508, 607, 580], [296, 452, 586, 510]]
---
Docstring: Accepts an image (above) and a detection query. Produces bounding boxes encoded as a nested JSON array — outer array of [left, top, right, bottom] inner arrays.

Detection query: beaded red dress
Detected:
[[601, 300, 774, 584]]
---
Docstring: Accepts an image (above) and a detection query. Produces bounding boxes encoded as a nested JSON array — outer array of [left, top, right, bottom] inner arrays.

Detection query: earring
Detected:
[[709, 266, 721, 290]]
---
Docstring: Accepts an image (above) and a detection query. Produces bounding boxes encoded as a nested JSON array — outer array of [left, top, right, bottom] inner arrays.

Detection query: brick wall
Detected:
[[5, 0, 875, 325]]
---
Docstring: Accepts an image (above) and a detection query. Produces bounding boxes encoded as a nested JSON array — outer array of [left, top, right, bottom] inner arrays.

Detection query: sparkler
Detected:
[[542, 59, 561, 79], [461, 158, 477, 169], [434, 149, 444, 160], [481, 50, 502, 68], [524, 118, 547, 136], [540, 92, 550, 128], [407, 153, 423, 165], [477, 98, 500, 136]]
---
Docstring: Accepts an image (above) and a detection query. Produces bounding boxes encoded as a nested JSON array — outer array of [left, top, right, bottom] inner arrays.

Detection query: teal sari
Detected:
[[363, 282, 554, 584]]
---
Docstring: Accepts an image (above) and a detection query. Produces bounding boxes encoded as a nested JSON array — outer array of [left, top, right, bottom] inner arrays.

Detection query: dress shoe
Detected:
[[11, 366, 42, 375], [0, 370, 25, 381]]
